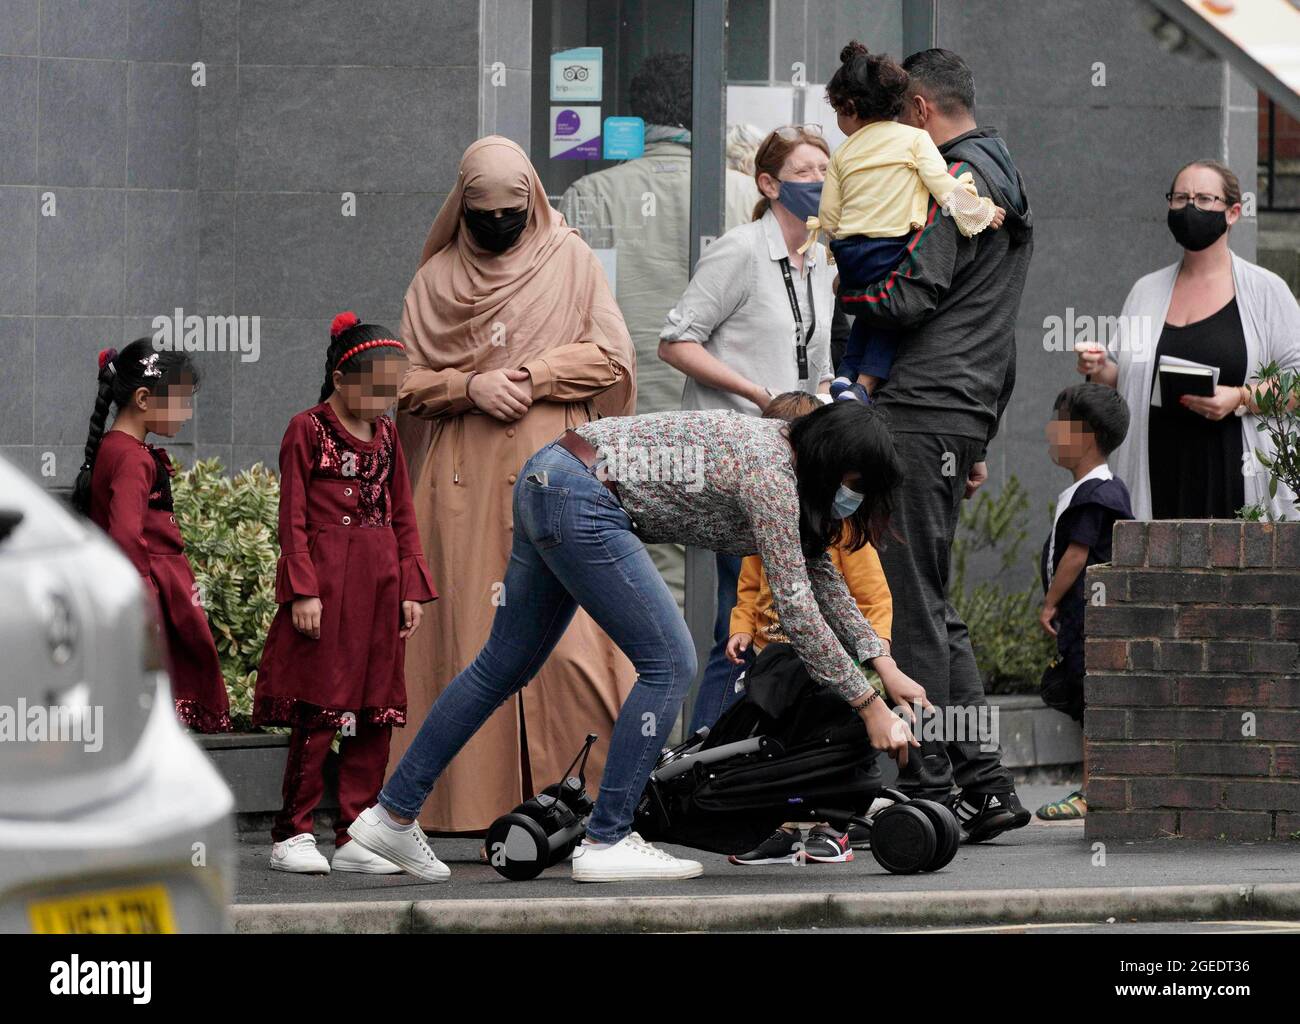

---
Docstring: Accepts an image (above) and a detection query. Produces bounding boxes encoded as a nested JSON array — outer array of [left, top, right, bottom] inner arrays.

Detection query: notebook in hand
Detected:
[[1158, 362, 1216, 408]]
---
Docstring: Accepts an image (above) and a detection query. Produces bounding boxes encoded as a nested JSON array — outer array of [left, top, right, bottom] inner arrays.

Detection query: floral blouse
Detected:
[[577, 410, 885, 700]]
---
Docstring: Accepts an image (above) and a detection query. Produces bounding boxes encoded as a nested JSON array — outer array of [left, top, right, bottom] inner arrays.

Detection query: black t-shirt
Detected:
[[1148, 297, 1247, 518], [1040, 475, 1135, 677]]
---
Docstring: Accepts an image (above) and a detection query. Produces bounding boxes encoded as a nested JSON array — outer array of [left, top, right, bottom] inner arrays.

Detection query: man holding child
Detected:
[[838, 48, 1035, 841]]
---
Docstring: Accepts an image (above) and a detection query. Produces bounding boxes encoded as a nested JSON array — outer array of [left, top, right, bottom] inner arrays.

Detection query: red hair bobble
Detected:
[[331, 311, 360, 338]]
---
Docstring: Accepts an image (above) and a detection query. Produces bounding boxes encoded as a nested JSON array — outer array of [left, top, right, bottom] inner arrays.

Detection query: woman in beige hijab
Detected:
[[390, 137, 637, 832]]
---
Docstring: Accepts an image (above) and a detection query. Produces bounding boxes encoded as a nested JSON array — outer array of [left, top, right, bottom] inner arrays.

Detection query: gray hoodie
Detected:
[[840, 127, 1034, 458]]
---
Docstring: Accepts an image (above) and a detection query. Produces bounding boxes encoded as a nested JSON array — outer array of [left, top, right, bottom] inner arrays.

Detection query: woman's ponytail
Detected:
[[72, 350, 120, 515]]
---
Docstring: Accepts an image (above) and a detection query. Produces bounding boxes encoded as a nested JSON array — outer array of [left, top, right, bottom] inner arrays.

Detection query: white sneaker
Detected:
[[346, 806, 450, 883], [331, 838, 404, 874], [269, 832, 331, 874], [572, 832, 703, 882]]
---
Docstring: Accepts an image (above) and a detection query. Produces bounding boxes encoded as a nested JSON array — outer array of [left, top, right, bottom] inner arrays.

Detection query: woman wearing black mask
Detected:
[[462, 204, 529, 253], [390, 136, 640, 837], [1077, 159, 1300, 519]]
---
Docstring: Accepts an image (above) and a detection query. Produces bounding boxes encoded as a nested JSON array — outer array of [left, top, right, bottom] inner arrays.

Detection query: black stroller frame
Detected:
[[485, 644, 961, 880], [632, 722, 960, 876]]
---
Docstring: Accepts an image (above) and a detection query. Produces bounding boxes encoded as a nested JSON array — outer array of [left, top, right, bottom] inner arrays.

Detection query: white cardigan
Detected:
[[1107, 250, 1300, 520]]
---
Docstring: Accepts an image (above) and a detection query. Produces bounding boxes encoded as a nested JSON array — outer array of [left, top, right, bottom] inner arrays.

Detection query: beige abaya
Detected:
[[388, 137, 638, 830]]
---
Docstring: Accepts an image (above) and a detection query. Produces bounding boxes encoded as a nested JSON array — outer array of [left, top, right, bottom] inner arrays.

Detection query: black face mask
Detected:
[[463, 207, 528, 253], [1167, 204, 1228, 252]]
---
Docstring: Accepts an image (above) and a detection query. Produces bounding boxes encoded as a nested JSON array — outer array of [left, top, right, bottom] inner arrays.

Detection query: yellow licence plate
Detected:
[[29, 884, 177, 934]]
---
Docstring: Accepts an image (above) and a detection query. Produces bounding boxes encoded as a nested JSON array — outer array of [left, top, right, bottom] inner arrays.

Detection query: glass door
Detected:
[[530, 1, 932, 733]]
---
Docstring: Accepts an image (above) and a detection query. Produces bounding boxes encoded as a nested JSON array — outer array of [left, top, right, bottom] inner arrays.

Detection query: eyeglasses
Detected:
[[1166, 191, 1229, 211], [774, 123, 824, 141]]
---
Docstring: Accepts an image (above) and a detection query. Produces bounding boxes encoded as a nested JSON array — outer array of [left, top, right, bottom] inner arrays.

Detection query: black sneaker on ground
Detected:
[[803, 826, 853, 863], [948, 790, 1032, 844], [728, 828, 802, 865]]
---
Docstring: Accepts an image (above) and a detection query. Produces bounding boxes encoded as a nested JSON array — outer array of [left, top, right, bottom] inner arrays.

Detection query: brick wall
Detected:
[[1260, 89, 1300, 161], [1084, 520, 1300, 842]]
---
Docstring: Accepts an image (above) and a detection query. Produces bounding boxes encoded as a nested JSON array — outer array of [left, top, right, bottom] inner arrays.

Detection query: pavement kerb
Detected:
[[231, 882, 1300, 933]]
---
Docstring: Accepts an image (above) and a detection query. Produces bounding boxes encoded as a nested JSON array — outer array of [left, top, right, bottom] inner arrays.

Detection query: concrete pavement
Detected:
[[230, 784, 1300, 932]]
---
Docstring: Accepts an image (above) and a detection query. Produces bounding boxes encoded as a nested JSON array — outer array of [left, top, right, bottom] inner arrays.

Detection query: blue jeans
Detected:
[[830, 233, 912, 383], [688, 552, 745, 734], [380, 440, 698, 844]]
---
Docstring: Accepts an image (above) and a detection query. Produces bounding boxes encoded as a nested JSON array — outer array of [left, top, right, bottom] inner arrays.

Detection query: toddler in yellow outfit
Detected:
[[811, 42, 1003, 403]]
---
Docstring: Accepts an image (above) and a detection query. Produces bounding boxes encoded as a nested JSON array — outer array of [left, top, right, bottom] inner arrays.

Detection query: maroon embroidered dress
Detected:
[[254, 404, 437, 728], [89, 431, 231, 732]]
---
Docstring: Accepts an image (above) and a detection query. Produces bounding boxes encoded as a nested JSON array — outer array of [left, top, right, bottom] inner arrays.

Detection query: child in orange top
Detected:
[[728, 533, 893, 660], [723, 391, 893, 865]]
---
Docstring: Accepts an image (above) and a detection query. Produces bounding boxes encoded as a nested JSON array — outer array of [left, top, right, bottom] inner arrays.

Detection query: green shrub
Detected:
[[950, 476, 1056, 694], [1248, 361, 1300, 519], [167, 457, 1058, 712], [172, 458, 281, 731]]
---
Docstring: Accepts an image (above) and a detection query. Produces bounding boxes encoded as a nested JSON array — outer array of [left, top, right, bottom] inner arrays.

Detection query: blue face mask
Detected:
[[777, 180, 823, 221], [831, 483, 865, 520]]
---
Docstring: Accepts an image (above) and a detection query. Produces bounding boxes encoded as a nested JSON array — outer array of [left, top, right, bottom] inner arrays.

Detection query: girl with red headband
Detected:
[[255, 312, 438, 875]]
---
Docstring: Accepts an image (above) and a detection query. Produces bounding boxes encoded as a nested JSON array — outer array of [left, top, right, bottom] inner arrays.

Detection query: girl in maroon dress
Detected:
[[257, 312, 438, 875], [73, 339, 232, 733]]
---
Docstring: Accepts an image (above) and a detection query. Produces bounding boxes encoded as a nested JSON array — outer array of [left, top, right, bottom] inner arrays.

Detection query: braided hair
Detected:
[[319, 312, 405, 403], [71, 338, 200, 515]]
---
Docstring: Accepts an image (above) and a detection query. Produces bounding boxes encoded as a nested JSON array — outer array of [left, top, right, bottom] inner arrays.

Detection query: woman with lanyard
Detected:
[[391, 137, 638, 838], [657, 124, 836, 735]]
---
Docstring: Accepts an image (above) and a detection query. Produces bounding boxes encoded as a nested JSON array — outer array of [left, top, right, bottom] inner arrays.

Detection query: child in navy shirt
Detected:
[[1037, 383, 1133, 820]]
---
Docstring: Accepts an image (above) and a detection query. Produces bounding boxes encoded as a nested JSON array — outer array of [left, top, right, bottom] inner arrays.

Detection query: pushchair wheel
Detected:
[[869, 804, 936, 874], [909, 799, 961, 872], [485, 812, 551, 881], [486, 733, 600, 881]]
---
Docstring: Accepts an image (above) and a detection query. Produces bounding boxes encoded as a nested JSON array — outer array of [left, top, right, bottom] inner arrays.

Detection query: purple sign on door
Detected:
[[555, 109, 581, 136], [551, 106, 601, 160]]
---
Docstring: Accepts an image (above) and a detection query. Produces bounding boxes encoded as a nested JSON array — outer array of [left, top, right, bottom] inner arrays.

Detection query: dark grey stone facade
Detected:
[[1, 0, 1260, 546]]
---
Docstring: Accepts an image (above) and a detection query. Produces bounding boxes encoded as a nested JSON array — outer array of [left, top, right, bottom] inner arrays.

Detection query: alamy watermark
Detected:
[[594, 440, 708, 492], [152, 308, 261, 362], [1042, 307, 1157, 358], [899, 700, 1001, 752], [0, 698, 103, 753]]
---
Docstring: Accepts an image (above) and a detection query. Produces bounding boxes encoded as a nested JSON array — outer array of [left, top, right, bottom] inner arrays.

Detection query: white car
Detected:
[[0, 454, 234, 933]]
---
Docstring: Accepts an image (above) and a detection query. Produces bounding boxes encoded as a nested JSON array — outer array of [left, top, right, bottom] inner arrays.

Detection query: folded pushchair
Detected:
[[486, 643, 960, 879]]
